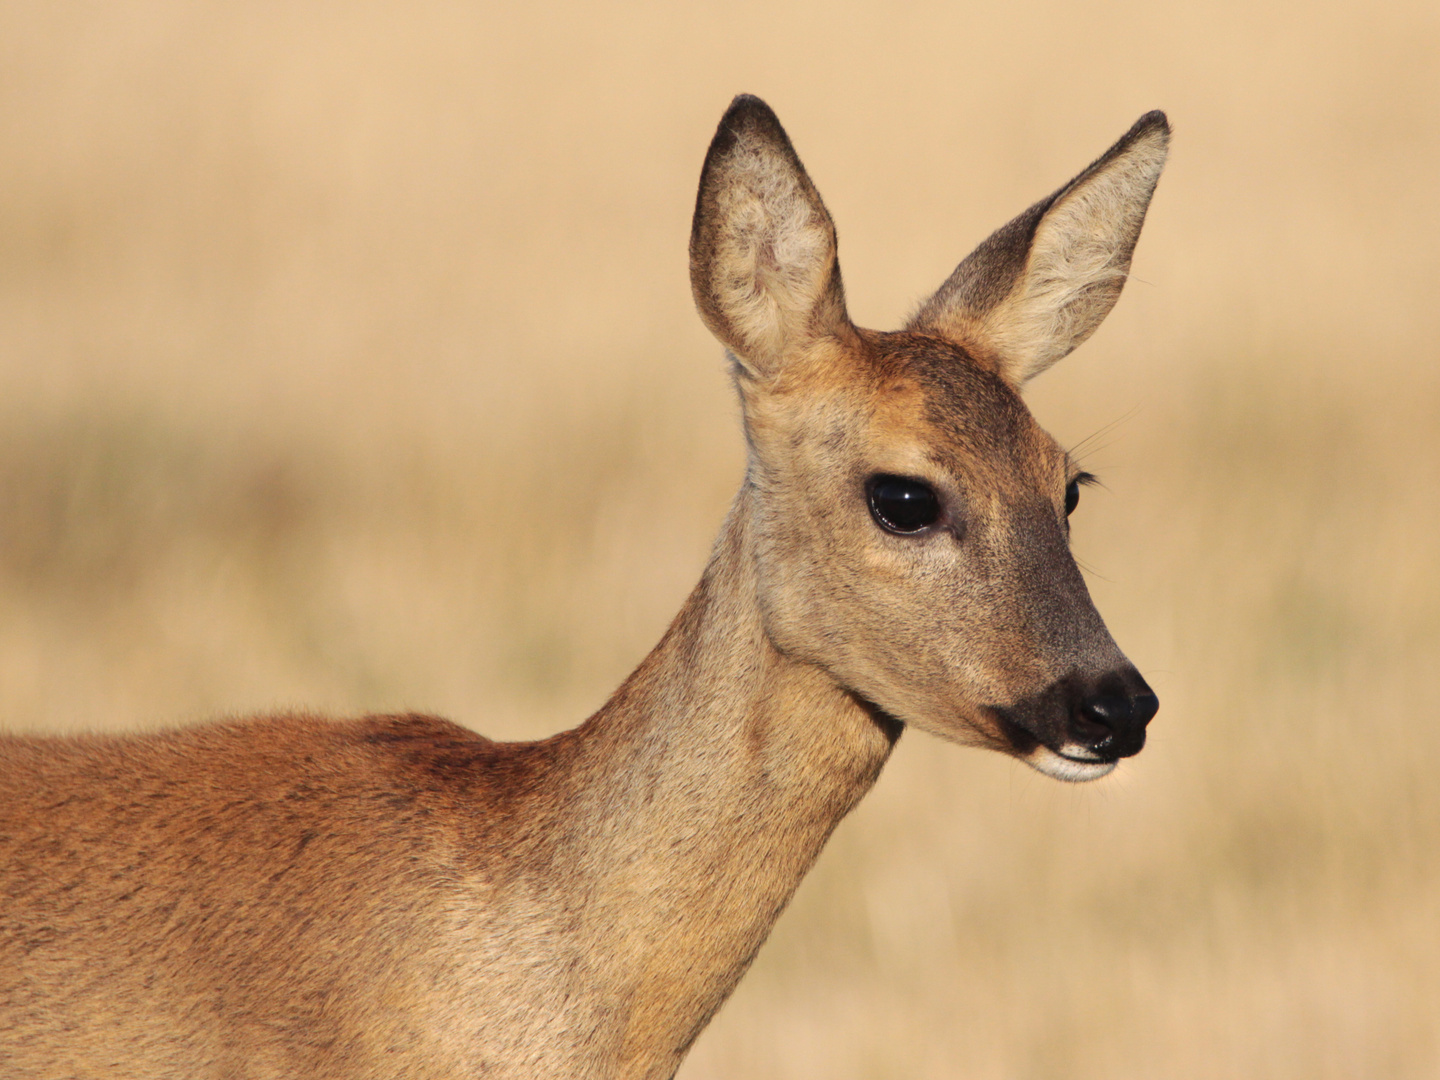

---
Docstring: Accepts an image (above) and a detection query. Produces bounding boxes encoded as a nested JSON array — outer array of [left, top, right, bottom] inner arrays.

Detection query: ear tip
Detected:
[[702, 95, 799, 182], [719, 94, 786, 139], [727, 93, 771, 112], [1131, 109, 1172, 148]]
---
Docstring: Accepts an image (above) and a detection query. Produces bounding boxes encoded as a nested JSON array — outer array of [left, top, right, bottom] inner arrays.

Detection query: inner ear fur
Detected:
[[909, 111, 1170, 385], [690, 96, 853, 380]]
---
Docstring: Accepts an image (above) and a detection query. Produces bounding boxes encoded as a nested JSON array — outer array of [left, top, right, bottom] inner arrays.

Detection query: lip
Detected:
[[1057, 745, 1106, 763], [1026, 745, 1118, 783], [990, 708, 1117, 773]]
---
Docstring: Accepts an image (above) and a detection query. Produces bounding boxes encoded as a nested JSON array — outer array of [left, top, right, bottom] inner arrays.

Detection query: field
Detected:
[[2, 2, 1438, 1076]]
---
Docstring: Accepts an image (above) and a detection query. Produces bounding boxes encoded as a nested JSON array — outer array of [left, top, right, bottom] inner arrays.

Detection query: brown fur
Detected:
[[0, 96, 1167, 1078]]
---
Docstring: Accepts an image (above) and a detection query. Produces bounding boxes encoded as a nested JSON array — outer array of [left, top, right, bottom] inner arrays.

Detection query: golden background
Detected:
[[2, 2, 1438, 1075]]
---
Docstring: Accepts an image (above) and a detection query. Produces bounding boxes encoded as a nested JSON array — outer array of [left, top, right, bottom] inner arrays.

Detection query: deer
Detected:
[[0, 95, 1167, 1079]]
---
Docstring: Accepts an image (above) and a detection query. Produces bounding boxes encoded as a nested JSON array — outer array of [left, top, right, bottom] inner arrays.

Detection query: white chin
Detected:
[[1025, 745, 1118, 783]]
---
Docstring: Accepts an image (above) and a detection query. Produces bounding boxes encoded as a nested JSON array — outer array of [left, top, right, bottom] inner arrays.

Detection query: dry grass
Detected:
[[2, 1, 1438, 1075]]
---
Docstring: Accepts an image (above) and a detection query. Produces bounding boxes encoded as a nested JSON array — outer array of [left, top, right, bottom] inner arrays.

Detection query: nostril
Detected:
[[1073, 695, 1129, 745], [1070, 690, 1156, 758], [1132, 692, 1159, 727]]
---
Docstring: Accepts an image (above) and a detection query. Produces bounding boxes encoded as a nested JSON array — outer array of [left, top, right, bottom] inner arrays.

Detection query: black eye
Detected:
[[1065, 478, 1081, 516], [867, 475, 941, 534]]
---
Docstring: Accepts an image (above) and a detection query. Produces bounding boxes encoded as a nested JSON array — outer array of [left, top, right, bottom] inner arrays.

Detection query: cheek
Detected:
[[779, 540, 977, 694], [751, 498, 843, 654], [751, 492, 1040, 724], [753, 498, 899, 665], [842, 547, 1041, 722]]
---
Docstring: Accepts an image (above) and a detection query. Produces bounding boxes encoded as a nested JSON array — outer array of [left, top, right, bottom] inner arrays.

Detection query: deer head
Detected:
[[690, 96, 1165, 780]]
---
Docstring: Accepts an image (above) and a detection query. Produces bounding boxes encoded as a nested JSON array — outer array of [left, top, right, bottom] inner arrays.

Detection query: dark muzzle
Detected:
[[992, 667, 1159, 763]]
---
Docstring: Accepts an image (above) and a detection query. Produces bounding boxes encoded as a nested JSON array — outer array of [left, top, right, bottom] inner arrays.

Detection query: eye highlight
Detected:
[[867, 475, 941, 534]]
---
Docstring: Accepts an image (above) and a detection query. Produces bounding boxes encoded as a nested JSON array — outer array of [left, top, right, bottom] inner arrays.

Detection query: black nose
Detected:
[[1071, 691, 1158, 758]]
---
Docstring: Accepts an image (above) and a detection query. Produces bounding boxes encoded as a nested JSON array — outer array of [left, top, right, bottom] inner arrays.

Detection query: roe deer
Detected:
[[0, 96, 1167, 1079]]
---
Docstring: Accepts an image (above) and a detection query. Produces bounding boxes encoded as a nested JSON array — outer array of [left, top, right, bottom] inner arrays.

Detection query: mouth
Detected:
[[985, 674, 1156, 783], [1025, 744, 1119, 783], [989, 710, 1120, 781]]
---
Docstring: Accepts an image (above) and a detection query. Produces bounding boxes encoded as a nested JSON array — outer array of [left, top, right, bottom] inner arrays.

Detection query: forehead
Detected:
[[862, 331, 1061, 475]]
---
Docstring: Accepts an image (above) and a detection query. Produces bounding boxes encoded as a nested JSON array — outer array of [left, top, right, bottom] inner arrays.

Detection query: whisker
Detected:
[[1073, 556, 1113, 582], [1067, 406, 1141, 462]]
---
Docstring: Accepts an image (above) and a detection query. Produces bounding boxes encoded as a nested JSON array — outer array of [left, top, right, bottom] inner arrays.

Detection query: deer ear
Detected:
[[909, 111, 1169, 385], [690, 96, 853, 380]]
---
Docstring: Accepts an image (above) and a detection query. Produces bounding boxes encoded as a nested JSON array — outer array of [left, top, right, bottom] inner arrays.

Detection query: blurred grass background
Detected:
[[2, 1, 1438, 1076]]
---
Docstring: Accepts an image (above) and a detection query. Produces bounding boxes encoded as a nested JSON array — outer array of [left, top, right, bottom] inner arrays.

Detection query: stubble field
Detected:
[[2, 2, 1438, 1076]]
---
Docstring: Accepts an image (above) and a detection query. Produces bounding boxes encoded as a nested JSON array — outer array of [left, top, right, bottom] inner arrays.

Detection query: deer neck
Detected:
[[566, 488, 900, 1072]]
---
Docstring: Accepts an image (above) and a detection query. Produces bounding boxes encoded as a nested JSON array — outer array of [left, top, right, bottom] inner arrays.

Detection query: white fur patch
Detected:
[[1025, 745, 1119, 782]]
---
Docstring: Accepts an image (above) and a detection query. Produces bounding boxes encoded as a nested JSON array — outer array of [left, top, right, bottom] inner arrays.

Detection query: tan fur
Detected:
[[0, 96, 1167, 1079], [909, 111, 1169, 384]]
